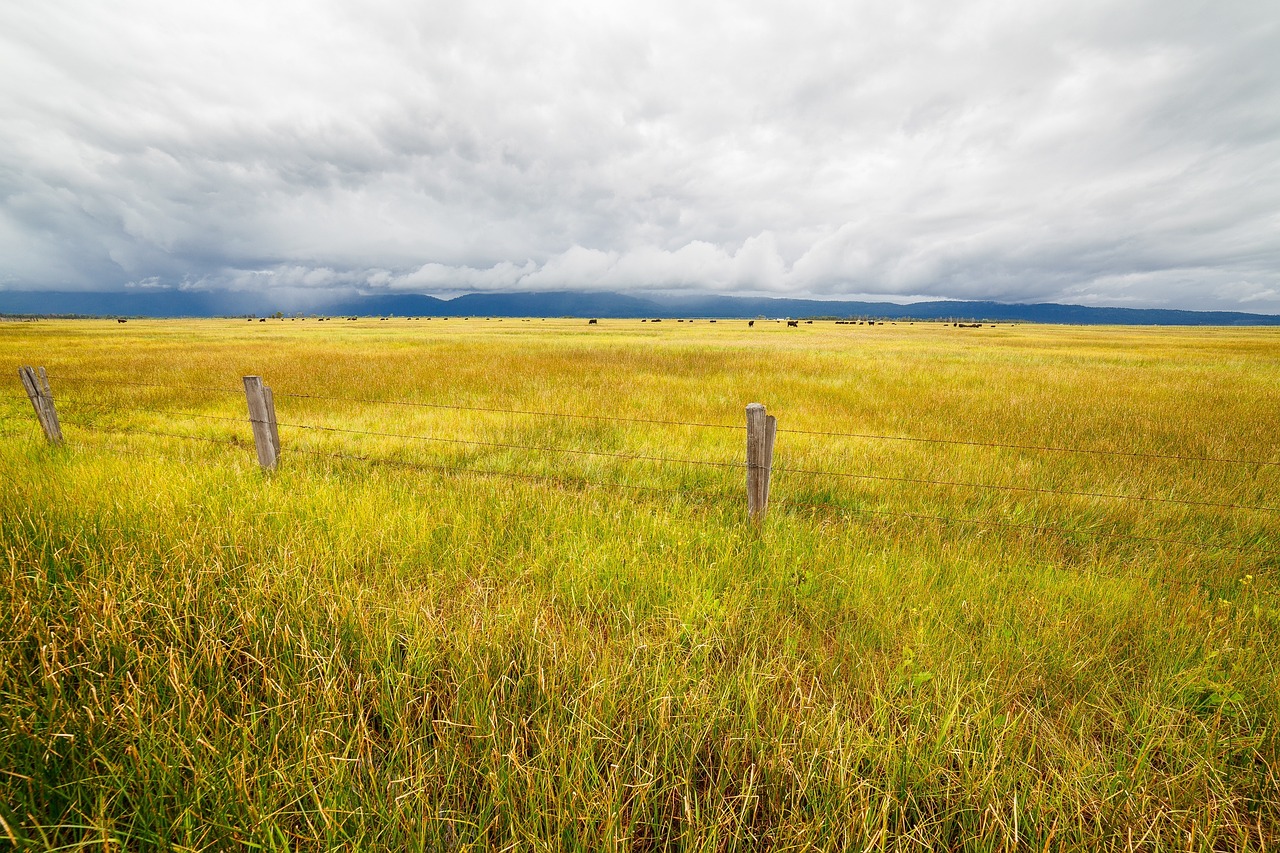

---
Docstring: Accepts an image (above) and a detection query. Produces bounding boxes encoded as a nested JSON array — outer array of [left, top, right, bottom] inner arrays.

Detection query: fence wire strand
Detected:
[[11, 380, 1275, 565], [17, 418, 1271, 571], [50, 374, 244, 397], [59, 419, 246, 450], [778, 425, 1280, 468], [773, 465, 1280, 515], [276, 390, 744, 432], [43, 371, 1280, 468], [25, 393, 1280, 517], [287, 444, 739, 506], [273, 419, 744, 472]]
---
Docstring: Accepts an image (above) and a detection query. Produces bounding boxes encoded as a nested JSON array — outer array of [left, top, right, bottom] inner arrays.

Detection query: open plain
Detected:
[[1, 318, 1277, 850]]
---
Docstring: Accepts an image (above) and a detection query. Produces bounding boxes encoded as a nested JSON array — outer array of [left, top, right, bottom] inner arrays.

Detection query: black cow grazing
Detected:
[[805, 320, 813, 324], [787, 320, 799, 327], [588, 318, 598, 324], [748, 320, 754, 327], [709, 319, 716, 323], [117, 318, 127, 323]]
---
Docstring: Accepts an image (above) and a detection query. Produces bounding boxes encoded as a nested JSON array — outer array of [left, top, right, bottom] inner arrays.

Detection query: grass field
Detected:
[[2, 317, 1278, 850]]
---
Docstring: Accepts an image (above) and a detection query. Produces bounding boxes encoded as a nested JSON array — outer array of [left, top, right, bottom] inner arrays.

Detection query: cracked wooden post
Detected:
[[243, 375, 280, 471], [746, 402, 776, 523], [18, 366, 63, 445]]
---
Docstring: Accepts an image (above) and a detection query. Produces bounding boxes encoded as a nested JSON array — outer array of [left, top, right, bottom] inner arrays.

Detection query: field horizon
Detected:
[[2, 318, 1277, 850], [5, 290, 1280, 326]]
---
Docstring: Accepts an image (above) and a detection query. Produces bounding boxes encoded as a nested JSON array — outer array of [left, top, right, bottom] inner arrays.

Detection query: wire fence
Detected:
[[50, 374, 1280, 467], [7, 370, 1277, 593]]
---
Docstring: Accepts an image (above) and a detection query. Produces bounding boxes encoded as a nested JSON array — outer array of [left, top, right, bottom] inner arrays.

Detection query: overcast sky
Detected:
[[2, 0, 1278, 311]]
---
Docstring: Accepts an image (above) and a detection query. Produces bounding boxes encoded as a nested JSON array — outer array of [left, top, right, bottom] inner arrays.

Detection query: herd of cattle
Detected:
[[211, 316, 1000, 327]]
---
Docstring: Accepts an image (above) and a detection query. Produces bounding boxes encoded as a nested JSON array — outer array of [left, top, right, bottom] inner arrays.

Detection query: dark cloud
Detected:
[[1, 0, 1278, 311]]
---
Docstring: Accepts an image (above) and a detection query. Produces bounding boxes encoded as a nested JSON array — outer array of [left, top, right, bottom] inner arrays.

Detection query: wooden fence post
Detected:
[[243, 375, 280, 470], [746, 402, 776, 523], [18, 366, 63, 445]]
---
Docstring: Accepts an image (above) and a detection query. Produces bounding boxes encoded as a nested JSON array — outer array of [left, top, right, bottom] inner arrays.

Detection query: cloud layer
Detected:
[[3, 0, 1279, 311]]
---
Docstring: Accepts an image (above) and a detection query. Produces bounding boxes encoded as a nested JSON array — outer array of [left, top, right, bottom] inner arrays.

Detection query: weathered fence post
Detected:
[[243, 375, 280, 470], [18, 366, 63, 445], [746, 402, 776, 523]]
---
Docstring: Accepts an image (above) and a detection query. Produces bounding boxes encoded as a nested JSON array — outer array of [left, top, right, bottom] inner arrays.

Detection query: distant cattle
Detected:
[[787, 320, 799, 327], [588, 318, 598, 325], [748, 320, 754, 327], [117, 318, 127, 323]]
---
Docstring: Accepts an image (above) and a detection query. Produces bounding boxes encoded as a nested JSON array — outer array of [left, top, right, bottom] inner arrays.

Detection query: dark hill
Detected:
[[2, 289, 1278, 325]]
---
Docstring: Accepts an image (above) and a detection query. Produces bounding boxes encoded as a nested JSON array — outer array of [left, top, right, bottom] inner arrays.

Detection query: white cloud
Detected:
[[1, 0, 1278, 312]]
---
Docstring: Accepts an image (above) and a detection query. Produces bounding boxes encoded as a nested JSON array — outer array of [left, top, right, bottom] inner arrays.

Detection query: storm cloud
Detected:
[[2, 0, 1278, 311]]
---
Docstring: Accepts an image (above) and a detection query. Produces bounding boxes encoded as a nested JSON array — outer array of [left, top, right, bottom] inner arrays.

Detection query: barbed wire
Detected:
[[772, 464, 1280, 515], [287, 445, 741, 507], [38, 372, 1280, 468], [276, 390, 744, 432], [36, 391, 1280, 516], [81, 434, 1280, 593], [49, 374, 244, 396], [266, 418, 1278, 516], [24, 419, 1273, 568], [777, 425, 1280, 468], [52, 394, 246, 424], [58, 419, 246, 449], [47, 373, 743, 430], [269, 448, 1276, 577], [271, 419, 745, 472]]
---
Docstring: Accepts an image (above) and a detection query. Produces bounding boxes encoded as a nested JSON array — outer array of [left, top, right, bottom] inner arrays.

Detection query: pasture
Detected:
[[1, 317, 1277, 850]]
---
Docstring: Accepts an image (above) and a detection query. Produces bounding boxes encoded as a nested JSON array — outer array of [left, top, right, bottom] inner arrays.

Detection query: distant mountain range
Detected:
[[2, 289, 1279, 326]]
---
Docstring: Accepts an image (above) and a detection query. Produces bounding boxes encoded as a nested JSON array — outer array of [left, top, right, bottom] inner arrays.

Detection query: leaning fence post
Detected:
[[18, 366, 63, 445], [243, 375, 280, 471], [746, 402, 776, 523]]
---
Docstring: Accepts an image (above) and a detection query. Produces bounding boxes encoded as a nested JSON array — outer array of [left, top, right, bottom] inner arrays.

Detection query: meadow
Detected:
[[1, 316, 1277, 850]]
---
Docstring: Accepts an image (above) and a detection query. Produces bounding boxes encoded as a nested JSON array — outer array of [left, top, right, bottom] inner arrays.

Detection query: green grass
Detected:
[[1, 318, 1277, 850]]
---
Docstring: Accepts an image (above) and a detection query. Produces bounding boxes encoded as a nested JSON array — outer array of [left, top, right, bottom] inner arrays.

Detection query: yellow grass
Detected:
[[1, 317, 1277, 850]]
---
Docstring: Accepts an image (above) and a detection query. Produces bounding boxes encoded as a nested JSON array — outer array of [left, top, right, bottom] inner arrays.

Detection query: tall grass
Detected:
[[1, 318, 1277, 850]]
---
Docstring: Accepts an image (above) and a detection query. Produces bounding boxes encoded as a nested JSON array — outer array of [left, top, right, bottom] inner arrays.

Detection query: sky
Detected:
[[2, 0, 1278, 312]]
